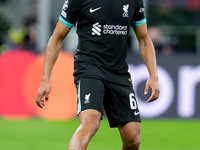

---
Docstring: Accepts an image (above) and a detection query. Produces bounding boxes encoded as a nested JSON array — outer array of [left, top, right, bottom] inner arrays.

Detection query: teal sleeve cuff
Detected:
[[132, 18, 146, 26], [59, 16, 74, 28]]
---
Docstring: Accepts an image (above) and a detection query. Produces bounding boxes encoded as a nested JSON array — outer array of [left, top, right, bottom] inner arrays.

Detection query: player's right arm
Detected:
[[35, 20, 71, 108]]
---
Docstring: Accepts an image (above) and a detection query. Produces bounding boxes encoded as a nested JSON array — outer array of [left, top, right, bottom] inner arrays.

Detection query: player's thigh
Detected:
[[118, 122, 141, 143]]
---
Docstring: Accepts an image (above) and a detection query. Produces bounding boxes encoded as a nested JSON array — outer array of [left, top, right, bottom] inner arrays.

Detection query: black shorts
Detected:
[[75, 77, 141, 128]]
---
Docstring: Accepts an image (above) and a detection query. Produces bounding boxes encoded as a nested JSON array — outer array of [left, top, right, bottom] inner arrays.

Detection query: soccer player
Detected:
[[35, 0, 160, 149]]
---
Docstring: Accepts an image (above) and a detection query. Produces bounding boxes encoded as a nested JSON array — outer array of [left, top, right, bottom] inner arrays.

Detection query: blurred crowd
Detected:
[[0, 0, 56, 54], [0, 0, 200, 55], [0, 0, 38, 54]]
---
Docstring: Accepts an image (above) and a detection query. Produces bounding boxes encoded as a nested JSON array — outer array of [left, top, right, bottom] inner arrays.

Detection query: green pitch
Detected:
[[0, 118, 200, 150]]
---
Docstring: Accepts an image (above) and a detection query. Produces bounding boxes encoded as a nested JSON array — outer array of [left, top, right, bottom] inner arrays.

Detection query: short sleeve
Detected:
[[59, 0, 80, 28], [131, 0, 146, 26]]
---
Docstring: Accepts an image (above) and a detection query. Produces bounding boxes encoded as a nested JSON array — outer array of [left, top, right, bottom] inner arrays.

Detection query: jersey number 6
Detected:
[[129, 93, 137, 110]]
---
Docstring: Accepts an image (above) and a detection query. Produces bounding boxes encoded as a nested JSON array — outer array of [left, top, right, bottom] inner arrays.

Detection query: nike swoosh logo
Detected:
[[134, 111, 140, 115], [90, 7, 102, 13]]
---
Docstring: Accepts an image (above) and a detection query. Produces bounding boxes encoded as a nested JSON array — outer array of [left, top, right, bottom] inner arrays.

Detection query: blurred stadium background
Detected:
[[0, 0, 200, 149]]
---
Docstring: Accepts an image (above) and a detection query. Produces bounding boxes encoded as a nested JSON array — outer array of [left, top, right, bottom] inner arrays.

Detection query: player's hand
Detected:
[[35, 81, 51, 108], [144, 77, 159, 103]]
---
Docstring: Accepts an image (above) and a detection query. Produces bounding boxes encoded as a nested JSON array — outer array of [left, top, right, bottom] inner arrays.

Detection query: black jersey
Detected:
[[60, 0, 146, 85]]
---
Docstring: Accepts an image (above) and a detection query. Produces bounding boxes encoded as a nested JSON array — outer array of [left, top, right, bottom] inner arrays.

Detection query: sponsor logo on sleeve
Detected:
[[61, 0, 69, 18], [139, 7, 145, 13]]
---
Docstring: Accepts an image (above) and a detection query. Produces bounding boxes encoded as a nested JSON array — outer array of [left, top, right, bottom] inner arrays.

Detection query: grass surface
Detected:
[[0, 118, 200, 150]]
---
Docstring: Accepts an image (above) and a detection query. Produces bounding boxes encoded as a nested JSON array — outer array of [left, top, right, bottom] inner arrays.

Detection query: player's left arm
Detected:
[[133, 23, 160, 103]]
